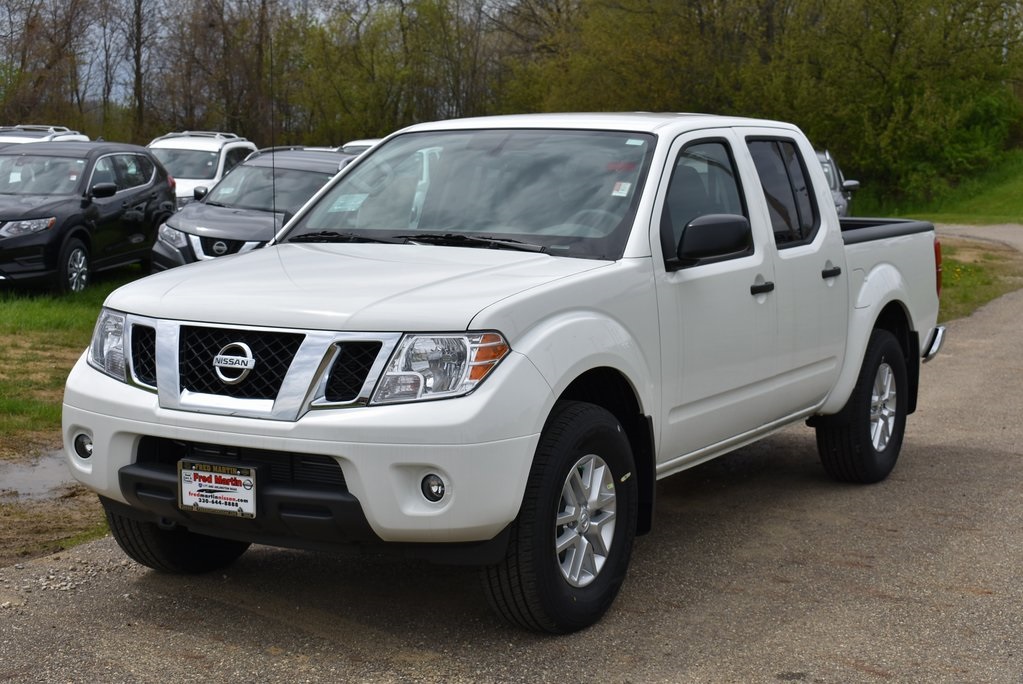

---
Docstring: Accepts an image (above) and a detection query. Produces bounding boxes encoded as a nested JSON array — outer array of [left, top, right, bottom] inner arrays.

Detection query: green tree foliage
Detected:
[[0, 0, 1021, 201]]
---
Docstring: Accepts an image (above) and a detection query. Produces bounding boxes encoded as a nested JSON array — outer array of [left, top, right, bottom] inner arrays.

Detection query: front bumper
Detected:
[[63, 351, 550, 550]]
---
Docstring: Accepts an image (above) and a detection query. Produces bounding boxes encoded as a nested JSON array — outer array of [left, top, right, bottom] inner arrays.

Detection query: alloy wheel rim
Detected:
[[67, 249, 88, 292], [554, 453, 617, 588], [870, 361, 897, 451]]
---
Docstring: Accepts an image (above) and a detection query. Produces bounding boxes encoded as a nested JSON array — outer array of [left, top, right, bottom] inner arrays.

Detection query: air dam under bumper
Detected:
[[62, 351, 548, 553]]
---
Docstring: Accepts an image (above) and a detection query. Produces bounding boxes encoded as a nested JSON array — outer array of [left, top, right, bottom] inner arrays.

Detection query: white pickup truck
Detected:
[[63, 113, 945, 633]]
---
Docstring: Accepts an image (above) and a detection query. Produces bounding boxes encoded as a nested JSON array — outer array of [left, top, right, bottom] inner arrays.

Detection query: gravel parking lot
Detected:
[[1, 225, 1020, 683]]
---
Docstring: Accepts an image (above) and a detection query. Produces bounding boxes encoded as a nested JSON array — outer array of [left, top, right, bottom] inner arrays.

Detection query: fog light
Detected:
[[421, 474, 446, 502], [73, 434, 93, 459]]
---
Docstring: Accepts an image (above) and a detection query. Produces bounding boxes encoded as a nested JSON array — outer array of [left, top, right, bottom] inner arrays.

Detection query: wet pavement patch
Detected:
[[0, 451, 75, 500]]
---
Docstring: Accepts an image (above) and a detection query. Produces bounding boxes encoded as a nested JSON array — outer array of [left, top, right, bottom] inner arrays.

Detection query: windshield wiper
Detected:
[[396, 233, 546, 253], [287, 230, 398, 244]]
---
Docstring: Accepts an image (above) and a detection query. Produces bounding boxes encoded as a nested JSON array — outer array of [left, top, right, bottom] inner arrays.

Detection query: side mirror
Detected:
[[193, 186, 208, 200], [672, 214, 753, 269], [88, 182, 117, 199], [842, 179, 860, 192]]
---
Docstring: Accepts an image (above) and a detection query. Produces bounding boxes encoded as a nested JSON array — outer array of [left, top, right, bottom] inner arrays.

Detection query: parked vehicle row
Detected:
[[0, 125, 371, 292]]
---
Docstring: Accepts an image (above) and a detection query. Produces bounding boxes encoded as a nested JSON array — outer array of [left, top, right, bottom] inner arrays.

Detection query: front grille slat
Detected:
[[138, 437, 347, 489], [131, 324, 157, 386], [325, 342, 382, 402], [179, 326, 304, 400]]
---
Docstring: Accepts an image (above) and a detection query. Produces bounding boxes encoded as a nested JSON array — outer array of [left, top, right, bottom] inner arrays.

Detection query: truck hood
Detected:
[[106, 243, 609, 330], [165, 201, 280, 242]]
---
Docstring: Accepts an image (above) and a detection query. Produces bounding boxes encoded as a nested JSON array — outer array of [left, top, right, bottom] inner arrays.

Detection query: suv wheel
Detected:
[[57, 237, 90, 294]]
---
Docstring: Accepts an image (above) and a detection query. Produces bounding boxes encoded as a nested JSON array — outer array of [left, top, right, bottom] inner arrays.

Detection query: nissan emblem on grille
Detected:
[[212, 342, 256, 384], [212, 240, 228, 256]]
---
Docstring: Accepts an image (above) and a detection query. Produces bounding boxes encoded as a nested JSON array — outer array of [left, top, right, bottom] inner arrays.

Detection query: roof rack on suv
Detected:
[[0, 125, 90, 142], [148, 131, 243, 144], [0, 125, 76, 133]]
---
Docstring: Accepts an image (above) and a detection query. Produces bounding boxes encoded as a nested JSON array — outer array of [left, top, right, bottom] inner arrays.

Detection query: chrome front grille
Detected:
[[121, 314, 400, 421], [179, 325, 304, 400]]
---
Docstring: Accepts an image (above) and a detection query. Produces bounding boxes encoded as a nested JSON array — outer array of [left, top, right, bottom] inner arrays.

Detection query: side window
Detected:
[[747, 139, 818, 246], [113, 154, 150, 190], [91, 156, 117, 187], [224, 147, 250, 173], [660, 140, 746, 260]]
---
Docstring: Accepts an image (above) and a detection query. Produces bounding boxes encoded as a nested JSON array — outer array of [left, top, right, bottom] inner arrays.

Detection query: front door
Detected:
[[654, 131, 780, 467]]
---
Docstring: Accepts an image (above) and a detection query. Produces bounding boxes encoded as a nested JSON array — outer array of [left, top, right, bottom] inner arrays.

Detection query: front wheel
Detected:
[[56, 237, 90, 294], [815, 329, 908, 483], [103, 500, 250, 574], [481, 401, 638, 633]]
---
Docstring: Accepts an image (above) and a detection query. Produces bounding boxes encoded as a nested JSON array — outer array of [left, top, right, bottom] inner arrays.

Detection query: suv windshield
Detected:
[[281, 129, 655, 260], [0, 154, 86, 195], [206, 165, 334, 214], [150, 148, 219, 180]]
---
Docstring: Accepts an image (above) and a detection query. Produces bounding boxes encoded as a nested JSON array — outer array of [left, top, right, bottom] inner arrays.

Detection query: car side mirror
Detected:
[[194, 186, 208, 200], [842, 179, 860, 192], [672, 214, 753, 269], [87, 182, 117, 199]]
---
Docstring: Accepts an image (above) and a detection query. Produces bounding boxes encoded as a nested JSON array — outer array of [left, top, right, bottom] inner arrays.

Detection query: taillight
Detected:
[[934, 236, 942, 298], [167, 173, 177, 193]]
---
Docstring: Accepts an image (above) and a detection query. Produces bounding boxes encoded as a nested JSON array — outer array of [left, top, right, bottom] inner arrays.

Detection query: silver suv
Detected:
[[816, 149, 859, 216], [147, 131, 256, 209]]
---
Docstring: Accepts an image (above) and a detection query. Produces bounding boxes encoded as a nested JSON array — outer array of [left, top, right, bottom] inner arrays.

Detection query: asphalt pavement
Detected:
[[1, 224, 1020, 683]]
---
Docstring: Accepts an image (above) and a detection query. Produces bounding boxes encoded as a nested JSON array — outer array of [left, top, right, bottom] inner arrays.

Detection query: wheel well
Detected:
[[559, 368, 655, 535], [64, 226, 92, 253], [873, 301, 920, 414]]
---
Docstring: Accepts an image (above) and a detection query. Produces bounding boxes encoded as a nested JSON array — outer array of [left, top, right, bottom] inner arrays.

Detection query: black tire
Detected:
[[56, 237, 90, 294], [103, 501, 250, 574], [481, 401, 638, 633], [815, 329, 908, 483]]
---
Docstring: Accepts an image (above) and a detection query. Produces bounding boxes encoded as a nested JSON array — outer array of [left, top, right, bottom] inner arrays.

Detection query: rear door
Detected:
[[742, 131, 848, 414]]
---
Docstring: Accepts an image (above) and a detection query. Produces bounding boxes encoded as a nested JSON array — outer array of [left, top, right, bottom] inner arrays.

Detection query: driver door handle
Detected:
[[750, 281, 775, 296], [821, 266, 842, 279]]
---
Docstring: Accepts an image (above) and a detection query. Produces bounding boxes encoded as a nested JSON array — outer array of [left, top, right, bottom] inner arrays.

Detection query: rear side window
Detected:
[[747, 139, 818, 246]]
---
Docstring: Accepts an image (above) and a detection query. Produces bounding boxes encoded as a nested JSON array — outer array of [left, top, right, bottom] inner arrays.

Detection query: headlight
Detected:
[[87, 308, 127, 382], [158, 223, 188, 248], [0, 217, 56, 238], [372, 332, 510, 404]]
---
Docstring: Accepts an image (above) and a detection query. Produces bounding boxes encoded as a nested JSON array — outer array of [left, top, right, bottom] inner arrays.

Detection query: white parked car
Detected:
[[147, 131, 256, 209], [0, 125, 89, 144]]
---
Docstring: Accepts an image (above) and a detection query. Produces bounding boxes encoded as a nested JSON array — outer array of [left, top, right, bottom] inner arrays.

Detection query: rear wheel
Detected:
[[481, 401, 638, 633], [815, 329, 908, 483], [103, 500, 250, 574], [56, 237, 90, 294]]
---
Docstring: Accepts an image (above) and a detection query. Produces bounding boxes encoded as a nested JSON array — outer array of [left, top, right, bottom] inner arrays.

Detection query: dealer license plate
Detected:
[[178, 460, 257, 518]]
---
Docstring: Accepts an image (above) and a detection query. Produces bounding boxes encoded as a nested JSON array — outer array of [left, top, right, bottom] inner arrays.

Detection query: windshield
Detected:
[[150, 148, 219, 180], [206, 165, 334, 214], [281, 128, 655, 260], [0, 154, 86, 195], [818, 158, 839, 191]]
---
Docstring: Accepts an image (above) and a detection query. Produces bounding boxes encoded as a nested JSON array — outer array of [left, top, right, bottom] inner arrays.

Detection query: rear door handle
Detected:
[[821, 266, 842, 279], [750, 281, 775, 296]]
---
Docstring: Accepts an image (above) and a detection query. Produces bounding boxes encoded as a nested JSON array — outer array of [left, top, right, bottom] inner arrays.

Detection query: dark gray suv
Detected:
[[152, 147, 354, 270]]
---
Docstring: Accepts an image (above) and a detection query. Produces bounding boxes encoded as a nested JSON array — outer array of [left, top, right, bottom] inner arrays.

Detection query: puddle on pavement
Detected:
[[0, 449, 76, 500]]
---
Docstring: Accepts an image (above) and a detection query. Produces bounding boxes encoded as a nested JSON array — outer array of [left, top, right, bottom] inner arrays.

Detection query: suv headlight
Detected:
[[88, 308, 127, 382], [372, 332, 510, 404], [158, 223, 188, 248], [0, 217, 56, 238]]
